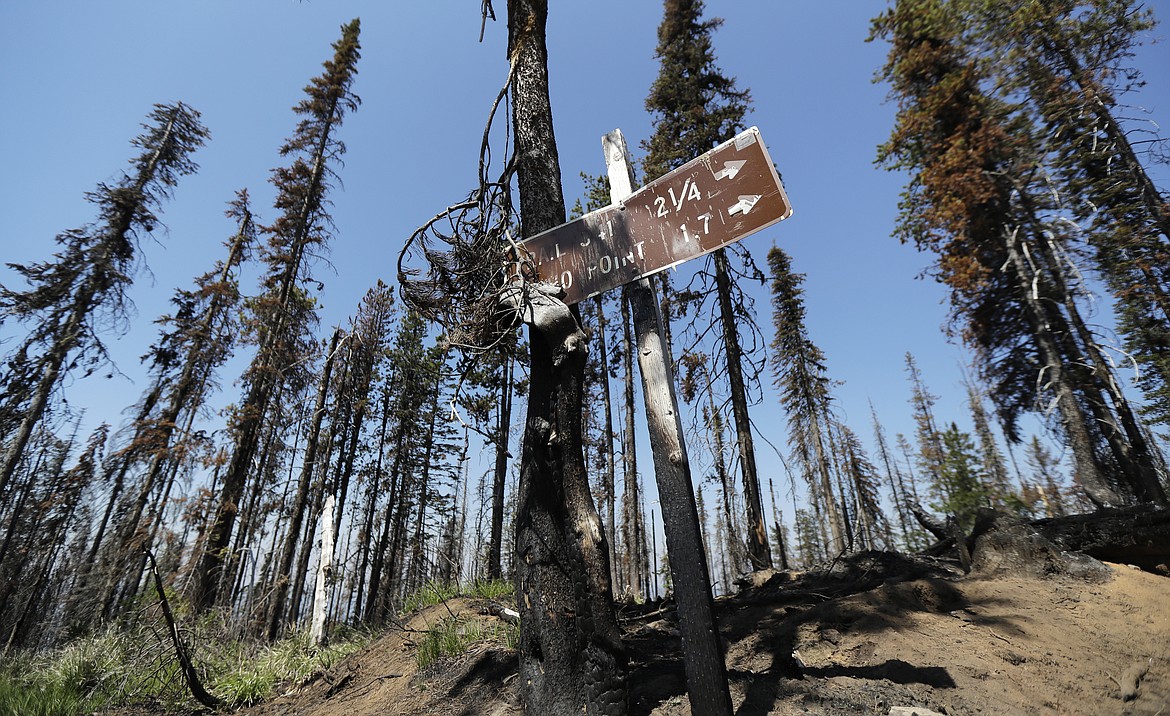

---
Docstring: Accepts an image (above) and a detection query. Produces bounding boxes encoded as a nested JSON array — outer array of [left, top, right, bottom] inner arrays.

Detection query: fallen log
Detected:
[[967, 510, 1111, 581], [913, 504, 1170, 576], [1029, 504, 1170, 573]]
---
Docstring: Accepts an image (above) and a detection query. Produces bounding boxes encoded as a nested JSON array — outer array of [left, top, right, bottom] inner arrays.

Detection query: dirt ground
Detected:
[[113, 550, 1170, 716]]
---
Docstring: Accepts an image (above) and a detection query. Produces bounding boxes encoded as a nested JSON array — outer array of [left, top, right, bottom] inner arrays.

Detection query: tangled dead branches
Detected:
[[397, 62, 535, 357]]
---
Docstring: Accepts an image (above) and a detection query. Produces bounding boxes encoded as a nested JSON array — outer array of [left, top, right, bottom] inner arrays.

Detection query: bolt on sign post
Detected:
[[517, 126, 791, 306]]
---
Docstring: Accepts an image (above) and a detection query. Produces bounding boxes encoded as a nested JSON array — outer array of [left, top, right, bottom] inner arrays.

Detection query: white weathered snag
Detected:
[[311, 493, 335, 646]]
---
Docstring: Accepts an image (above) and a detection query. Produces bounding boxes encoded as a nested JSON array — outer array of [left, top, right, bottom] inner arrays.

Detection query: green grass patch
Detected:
[[0, 671, 90, 716], [207, 626, 371, 707], [415, 616, 518, 671], [401, 578, 514, 614], [0, 631, 128, 716], [402, 580, 461, 613], [0, 622, 371, 714], [467, 578, 513, 601]]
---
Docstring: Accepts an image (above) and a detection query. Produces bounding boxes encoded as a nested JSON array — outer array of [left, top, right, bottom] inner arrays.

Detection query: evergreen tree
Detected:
[[1, 423, 106, 649], [767, 246, 845, 553], [90, 194, 254, 621], [958, 1, 1170, 429], [350, 344, 407, 622], [364, 310, 432, 622], [872, 0, 1166, 507], [644, 0, 771, 570], [935, 423, 990, 529], [324, 282, 396, 611], [695, 484, 712, 572], [0, 102, 208, 494], [836, 421, 890, 550], [965, 379, 1013, 508], [448, 336, 521, 584], [265, 328, 342, 639], [870, 402, 925, 550], [792, 508, 824, 568], [191, 20, 362, 613], [904, 354, 946, 490], [642, 0, 751, 180], [403, 342, 463, 598], [1025, 435, 1071, 518]]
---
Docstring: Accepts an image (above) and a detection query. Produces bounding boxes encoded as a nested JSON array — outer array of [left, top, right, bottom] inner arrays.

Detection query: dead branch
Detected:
[[144, 549, 221, 709], [909, 502, 950, 542]]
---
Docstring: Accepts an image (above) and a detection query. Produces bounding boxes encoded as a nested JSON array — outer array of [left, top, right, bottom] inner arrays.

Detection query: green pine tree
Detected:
[[934, 423, 990, 529]]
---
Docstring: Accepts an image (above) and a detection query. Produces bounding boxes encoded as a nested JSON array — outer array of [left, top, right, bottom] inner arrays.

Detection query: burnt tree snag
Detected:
[[504, 1, 627, 713], [145, 550, 220, 709]]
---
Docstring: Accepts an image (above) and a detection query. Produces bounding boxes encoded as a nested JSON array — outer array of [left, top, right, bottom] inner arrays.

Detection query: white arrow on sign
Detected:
[[727, 194, 761, 216], [713, 160, 746, 181]]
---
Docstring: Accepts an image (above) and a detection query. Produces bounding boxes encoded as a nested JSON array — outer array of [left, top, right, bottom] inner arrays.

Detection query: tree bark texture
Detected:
[[1031, 504, 1170, 573], [266, 328, 340, 639], [488, 355, 514, 579], [627, 279, 735, 716], [619, 290, 645, 596], [593, 296, 619, 581], [1002, 227, 1124, 506], [507, 2, 627, 712]]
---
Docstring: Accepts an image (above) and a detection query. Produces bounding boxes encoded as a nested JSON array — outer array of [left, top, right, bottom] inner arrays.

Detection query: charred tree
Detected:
[[190, 20, 361, 613], [502, 2, 628, 712], [0, 103, 207, 494]]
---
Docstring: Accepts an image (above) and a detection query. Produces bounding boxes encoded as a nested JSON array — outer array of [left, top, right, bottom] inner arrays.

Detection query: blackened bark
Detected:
[[627, 279, 735, 716], [619, 289, 645, 596], [488, 355, 514, 579], [1031, 504, 1170, 572], [266, 328, 341, 639], [594, 296, 619, 579], [506, 1, 627, 712], [146, 550, 221, 709]]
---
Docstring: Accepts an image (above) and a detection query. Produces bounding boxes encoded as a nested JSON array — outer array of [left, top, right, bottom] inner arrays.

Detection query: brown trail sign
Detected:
[[517, 126, 792, 303]]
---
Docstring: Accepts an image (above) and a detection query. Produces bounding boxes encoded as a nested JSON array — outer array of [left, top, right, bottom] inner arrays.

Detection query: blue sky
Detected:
[[2, 1, 1169, 546]]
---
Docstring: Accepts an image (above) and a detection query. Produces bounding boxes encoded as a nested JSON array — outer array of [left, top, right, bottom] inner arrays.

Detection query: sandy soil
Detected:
[[107, 551, 1170, 716]]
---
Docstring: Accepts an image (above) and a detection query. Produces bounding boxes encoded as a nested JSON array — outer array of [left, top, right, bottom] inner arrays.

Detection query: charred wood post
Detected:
[[145, 550, 220, 709], [604, 129, 734, 716]]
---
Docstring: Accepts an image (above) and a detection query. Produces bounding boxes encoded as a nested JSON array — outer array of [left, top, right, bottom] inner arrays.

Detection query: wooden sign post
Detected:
[[604, 129, 728, 716], [516, 126, 790, 716], [520, 126, 791, 305]]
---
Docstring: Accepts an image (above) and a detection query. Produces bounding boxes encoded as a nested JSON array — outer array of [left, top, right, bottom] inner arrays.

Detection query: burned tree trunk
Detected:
[[1031, 505, 1170, 573], [505, 1, 626, 713]]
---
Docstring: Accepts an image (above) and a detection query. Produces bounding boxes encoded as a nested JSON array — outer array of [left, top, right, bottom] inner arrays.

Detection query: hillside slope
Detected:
[[222, 551, 1168, 716]]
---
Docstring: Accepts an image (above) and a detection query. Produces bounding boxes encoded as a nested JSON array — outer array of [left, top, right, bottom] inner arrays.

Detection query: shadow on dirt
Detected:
[[621, 550, 1014, 715]]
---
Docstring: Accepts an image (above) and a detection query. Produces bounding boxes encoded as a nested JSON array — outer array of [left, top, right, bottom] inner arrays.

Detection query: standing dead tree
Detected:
[[397, 3, 626, 713]]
